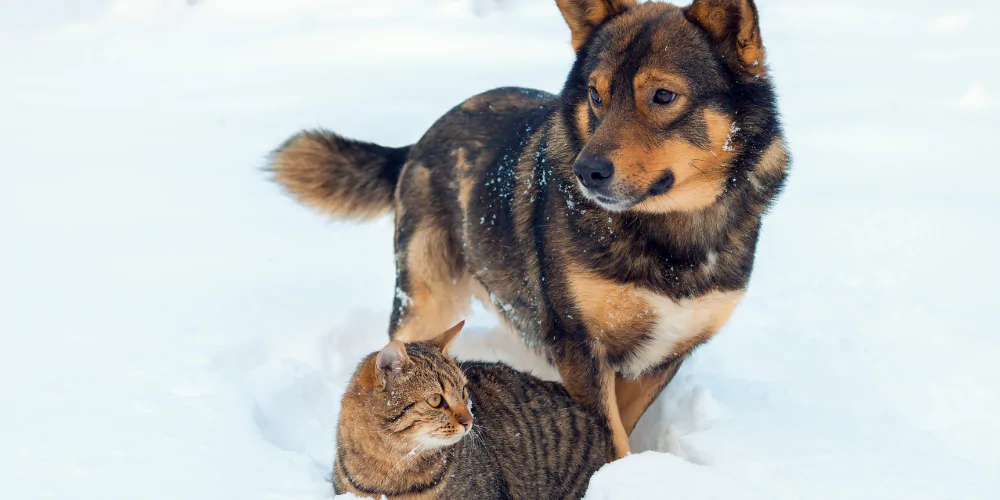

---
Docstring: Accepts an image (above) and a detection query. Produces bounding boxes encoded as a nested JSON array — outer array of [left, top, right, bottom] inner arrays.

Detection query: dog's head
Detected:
[[556, 0, 770, 213]]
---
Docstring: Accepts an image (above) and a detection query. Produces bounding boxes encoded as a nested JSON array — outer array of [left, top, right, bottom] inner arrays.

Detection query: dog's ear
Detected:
[[556, 0, 638, 52], [685, 0, 765, 77], [376, 340, 410, 388], [429, 320, 465, 354]]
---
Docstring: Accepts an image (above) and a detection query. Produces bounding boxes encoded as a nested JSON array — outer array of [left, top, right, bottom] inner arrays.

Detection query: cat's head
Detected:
[[349, 321, 473, 449]]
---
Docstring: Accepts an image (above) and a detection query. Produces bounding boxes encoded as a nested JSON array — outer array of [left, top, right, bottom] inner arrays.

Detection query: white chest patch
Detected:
[[618, 289, 745, 378]]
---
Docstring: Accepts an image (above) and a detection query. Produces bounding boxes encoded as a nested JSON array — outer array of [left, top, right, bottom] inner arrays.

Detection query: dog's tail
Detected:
[[267, 130, 411, 220]]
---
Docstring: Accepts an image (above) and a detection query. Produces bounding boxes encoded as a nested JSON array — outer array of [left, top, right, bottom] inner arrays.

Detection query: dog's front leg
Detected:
[[554, 343, 630, 461], [615, 356, 688, 436]]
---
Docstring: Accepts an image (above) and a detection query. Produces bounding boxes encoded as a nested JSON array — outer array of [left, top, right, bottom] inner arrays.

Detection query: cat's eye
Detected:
[[426, 394, 444, 408], [653, 89, 677, 105], [462, 387, 468, 400], [588, 86, 602, 105]]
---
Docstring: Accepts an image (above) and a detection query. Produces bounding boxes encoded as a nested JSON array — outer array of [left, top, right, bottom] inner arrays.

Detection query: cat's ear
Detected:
[[376, 340, 410, 384], [430, 320, 465, 354]]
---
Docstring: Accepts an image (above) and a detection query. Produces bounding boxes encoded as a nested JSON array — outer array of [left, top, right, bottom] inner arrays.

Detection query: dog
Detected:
[[269, 0, 788, 460]]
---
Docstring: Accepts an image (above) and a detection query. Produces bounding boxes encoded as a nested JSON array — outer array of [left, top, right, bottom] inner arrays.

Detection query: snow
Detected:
[[2, 0, 998, 499], [959, 82, 995, 110]]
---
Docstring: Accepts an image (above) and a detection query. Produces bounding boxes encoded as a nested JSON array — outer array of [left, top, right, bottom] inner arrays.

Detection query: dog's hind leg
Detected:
[[389, 220, 471, 342]]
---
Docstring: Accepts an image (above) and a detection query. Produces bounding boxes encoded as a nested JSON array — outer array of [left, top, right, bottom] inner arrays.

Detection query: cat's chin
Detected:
[[416, 432, 466, 448]]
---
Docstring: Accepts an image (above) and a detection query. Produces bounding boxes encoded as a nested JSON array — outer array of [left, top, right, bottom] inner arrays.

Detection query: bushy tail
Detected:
[[267, 130, 411, 220]]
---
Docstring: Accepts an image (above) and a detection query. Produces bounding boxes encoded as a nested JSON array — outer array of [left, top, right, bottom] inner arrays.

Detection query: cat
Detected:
[[333, 321, 608, 499]]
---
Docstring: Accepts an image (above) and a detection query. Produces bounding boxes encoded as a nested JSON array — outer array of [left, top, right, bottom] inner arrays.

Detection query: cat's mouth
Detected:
[[416, 429, 469, 448]]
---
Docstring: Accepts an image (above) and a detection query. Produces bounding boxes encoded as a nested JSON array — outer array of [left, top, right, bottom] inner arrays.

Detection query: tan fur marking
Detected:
[[454, 148, 472, 174], [461, 95, 486, 112], [590, 71, 611, 95], [633, 69, 692, 100], [556, 0, 638, 51], [686, 1, 728, 39], [458, 177, 476, 250], [602, 368, 630, 460], [566, 265, 655, 351], [394, 225, 472, 343], [410, 162, 431, 191], [585, 69, 613, 119], [734, 0, 765, 74], [687, 0, 765, 76], [623, 109, 736, 213], [615, 363, 682, 435], [392, 161, 412, 227], [755, 137, 789, 176], [748, 137, 788, 192], [453, 149, 478, 252], [575, 102, 592, 142], [634, 69, 686, 91], [456, 150, 476, 213], [566, 263, 744, 377], [461, 91, 548, 113]]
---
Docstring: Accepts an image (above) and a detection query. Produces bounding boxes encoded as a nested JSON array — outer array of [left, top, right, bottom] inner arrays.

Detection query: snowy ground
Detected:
[[2, 0, 999, 498]]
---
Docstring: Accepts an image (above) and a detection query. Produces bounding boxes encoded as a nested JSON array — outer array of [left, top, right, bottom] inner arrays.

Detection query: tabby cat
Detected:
[[333, 322, 608, 499]]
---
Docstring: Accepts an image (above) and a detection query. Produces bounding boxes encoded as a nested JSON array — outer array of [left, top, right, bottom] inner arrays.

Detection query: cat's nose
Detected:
[[457, 415, 473, 431]]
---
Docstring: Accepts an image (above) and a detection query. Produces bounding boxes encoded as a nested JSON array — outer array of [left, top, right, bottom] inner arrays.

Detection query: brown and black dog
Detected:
[[269, 0, 788, 460]]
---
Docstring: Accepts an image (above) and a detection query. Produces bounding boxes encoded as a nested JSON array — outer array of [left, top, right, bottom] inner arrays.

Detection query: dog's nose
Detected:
[[573, 156, 614, 190]]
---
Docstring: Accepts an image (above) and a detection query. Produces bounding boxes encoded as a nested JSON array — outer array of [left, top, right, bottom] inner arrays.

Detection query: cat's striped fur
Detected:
[[334, 324, 608, 499]]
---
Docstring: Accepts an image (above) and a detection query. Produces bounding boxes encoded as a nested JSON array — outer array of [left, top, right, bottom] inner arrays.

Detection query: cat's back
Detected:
[[461, 361, 608, 499]]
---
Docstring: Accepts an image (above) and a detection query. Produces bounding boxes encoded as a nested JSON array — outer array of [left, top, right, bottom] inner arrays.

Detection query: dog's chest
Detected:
[[567, 271, 744, 378]]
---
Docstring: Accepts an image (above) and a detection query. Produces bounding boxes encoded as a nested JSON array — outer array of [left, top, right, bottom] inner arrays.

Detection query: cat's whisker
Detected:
[[472, 427, 487, 454], [386, 440, 428, 485]]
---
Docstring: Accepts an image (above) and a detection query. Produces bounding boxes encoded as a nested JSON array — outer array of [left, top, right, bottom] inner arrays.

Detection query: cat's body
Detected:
[[334, 326, 607, 499]]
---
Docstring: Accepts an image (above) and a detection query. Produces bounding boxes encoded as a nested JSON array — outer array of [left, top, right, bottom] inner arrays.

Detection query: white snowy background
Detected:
[[2, 0, 998, 498]]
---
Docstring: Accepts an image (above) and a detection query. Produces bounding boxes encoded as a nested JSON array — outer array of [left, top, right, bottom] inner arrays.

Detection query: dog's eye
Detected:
[[588, 87, 602, 105], [462, 387, 468, 400], [653, 89, 677, 105], [426, 394, 444, 408]]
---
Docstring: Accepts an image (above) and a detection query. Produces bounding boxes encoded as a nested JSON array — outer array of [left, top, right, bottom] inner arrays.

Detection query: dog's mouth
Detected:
[[577, 170, 677, 213], [591, 193, 637, 212], [577, 185, 647, 212]]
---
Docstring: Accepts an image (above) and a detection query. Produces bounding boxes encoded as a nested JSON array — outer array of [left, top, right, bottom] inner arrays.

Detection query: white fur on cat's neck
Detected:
[[416, 430, 466, 448]]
